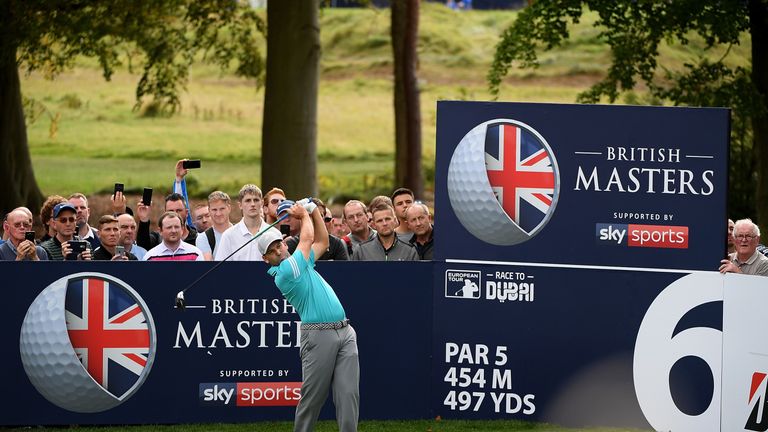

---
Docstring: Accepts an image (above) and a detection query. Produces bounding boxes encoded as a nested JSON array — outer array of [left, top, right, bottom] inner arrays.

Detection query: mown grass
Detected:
[[31, 155, 396, 203], [20, 3, 751, 201], [6, 419, 651, 432]]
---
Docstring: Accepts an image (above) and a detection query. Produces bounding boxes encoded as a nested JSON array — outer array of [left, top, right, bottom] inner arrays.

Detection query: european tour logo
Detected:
[[445, 270, 481, 299]]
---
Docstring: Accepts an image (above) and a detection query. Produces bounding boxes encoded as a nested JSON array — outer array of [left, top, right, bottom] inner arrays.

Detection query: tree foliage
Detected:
[[0, 0, 265, 214], [10, 0, 265, 114], [488, 0, 768, 228]]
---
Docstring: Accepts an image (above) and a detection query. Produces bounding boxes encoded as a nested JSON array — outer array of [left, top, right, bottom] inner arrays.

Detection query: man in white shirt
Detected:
[[197, 191, 234, 260], [215, 184, 266, 261], [144, 212, 204, 261]]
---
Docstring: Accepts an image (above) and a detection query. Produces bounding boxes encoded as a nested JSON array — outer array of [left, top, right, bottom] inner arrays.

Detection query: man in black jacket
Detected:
[[285, 198, 348, 260]]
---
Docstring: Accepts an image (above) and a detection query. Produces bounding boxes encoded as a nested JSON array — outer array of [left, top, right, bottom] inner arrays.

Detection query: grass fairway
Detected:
[[6, 419, 651, 431]]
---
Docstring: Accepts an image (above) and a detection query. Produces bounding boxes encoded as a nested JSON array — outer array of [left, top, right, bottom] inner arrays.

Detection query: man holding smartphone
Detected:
[[173, 158, 201, 229], [40, 203, 92, 261], [68, 193, 101, 250], [117, 213, 147, 260], [0, 209, 49, 261], [93, 215, 138, 261]]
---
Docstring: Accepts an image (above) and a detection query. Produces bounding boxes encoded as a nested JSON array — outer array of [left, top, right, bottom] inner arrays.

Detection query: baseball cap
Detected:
[[53, 203, 77, 218], [256, 227, 284, 256], [277, 199, 295, 217]]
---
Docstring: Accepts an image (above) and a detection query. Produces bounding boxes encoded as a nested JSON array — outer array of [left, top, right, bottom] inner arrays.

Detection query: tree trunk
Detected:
[[750, 0, 768, 235], [262, 0, 320, 198], [0, 43, 44, 217], [392, 0, 424, 198]]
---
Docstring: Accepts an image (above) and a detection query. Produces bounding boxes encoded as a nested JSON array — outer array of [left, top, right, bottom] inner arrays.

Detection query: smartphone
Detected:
[[115, 245, 125, 257], [114, 182, 124, 195], [280, 224, 291, 237], [25, 231, 35, 242], [182, 159, 202, 169], [142, 187, 153, 206], [69, 240, 87, 254]]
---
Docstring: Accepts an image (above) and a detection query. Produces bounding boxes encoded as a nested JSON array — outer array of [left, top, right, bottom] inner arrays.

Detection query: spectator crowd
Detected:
[[4, 158, 767, 277], [0, 160, 434, 263]]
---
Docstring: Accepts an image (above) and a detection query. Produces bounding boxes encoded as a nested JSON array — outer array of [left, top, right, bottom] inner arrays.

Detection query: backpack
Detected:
[[205, 227, 216, 252]]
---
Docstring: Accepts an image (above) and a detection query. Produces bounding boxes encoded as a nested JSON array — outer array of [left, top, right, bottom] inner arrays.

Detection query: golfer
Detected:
[[257, 199, 359, 432]]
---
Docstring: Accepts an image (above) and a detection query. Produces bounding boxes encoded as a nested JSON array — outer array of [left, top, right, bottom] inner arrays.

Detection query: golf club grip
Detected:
[[180, 213, 288, 294]]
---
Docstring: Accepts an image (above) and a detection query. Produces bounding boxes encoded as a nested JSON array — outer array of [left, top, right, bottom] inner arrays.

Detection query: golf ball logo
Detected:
[[19, 272, 156, 413], [448, 119, 560, 245]]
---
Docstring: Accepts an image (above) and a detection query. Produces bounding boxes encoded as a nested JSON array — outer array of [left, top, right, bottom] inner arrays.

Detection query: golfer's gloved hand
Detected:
[[297, 198, 317, 214], [277, 200, 295, 217]]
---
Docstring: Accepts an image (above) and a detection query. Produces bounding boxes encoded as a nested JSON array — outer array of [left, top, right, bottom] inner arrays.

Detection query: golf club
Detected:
[[174, 212, 289, 310]]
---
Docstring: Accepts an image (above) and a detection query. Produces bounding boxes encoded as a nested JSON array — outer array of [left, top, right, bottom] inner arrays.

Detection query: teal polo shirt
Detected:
[[268, 249, 346, 324]]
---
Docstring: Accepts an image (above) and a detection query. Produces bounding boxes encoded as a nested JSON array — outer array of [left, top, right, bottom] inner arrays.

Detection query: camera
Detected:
[[115, 245, 125, 257], [25, 231, 35, 242]]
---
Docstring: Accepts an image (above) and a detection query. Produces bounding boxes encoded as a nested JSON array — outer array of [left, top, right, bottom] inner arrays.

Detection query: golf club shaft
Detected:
[[179, 213, 289, 294]]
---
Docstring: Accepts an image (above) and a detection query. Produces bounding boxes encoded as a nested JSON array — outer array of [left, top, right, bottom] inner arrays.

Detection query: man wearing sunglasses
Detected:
[[719, 218, 768, 276], [264, 187, 286, 224], [0, 209, 49, 261], [40, 203, 92, 261]]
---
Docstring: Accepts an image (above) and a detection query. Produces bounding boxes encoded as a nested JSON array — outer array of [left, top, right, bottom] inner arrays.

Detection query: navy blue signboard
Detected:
[[432, 262, 724, 429], [429, 101, 731, 430], [3, 261, 432, 425], [434, 101, 729, 270]]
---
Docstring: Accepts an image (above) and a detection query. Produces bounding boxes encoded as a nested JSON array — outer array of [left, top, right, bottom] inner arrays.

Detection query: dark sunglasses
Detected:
[[323, 217, 332, 223], [270, 198, 284, 205], [58, 217, 76, 223]]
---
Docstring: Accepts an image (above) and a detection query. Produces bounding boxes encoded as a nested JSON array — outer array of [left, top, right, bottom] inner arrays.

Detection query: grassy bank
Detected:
[[20, 3, 750, 201]]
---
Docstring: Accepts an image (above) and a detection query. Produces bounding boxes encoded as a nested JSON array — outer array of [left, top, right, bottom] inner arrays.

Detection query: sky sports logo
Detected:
[[595, 223, 689, 249], [199, 382, 302, 407]]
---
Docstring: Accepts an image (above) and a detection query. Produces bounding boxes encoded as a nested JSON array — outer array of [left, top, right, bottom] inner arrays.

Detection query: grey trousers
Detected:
[[294, 324, 359, 432]]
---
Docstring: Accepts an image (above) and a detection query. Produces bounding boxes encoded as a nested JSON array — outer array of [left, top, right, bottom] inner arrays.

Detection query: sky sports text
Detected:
[[596, 223, 688, 249], [199, 382, 302, 406]]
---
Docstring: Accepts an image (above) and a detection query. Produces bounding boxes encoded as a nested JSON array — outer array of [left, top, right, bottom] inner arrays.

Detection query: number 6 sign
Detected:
[[634, 272, 723, 432]]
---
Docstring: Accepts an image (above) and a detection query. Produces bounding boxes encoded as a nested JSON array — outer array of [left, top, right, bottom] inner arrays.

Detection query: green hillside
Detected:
[[20, 3, 751, 200]]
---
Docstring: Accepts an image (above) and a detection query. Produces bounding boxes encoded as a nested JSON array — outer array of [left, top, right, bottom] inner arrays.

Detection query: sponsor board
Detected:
[[435, 101, 727, 270], [5, 261, 432, 424]]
